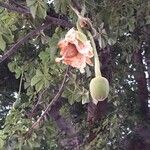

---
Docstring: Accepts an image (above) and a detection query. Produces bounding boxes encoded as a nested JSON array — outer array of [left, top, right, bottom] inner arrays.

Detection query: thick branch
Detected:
[[46, 16, 73, 28], [49, 97, 80, 149], [0, 1, 73, 29], [133, 49, 149, 116], [0, 1, 73, 64], [0, 23, 50, 63], [0, 1, 29, 14], [9, 0, 29, 10]]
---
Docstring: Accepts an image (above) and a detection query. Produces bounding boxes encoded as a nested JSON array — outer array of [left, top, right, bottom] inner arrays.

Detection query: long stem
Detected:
[[87, 31, 101, 77], [17, 69, 23, 100]]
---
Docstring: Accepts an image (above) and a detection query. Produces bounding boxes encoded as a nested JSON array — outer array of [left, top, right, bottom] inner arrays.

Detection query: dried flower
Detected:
[[55, 28, 94, 72]]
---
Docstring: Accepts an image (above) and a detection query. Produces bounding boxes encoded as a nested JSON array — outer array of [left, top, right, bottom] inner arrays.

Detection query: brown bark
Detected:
[[144, 25, 150, 89], [123, 49, 150, 150], [123, 126, 150, 150], [49, 97, 80, 150], [133, 49, 149, 116]]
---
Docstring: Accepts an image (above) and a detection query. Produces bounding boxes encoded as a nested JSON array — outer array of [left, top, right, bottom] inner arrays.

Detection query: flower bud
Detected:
[[89, 76, 109, 105]]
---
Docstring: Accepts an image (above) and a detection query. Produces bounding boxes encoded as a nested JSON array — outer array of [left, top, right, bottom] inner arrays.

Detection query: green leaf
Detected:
[[13, 99, 21, 109], [36, 2, 47, 19], [39, 50, 50, 62], [8, 62, 16, 72], [107, 30, 118, 46], [26, 0, 36, 7], [53, 0, 61, 13], [0, 34, 6, 51], [36, 69, 43, 76], [26, 0, 38, 18], [35, 80, 44, 92], [82, 90, 90, 104], [31, 75, 42, 86], [48, 34, 59, 49], [53, 0, 69, 14], [0, 138, 4, 149], [30, 5, 38, 18], [31, 70, 43, 86], [48, 33, 60, 60], [128, 17, 135, 32], [108, 37, 117, 45], [15, 68, 22, 79]]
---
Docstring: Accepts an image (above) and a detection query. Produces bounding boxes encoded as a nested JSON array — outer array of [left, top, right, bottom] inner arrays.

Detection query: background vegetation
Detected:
[[0, 0, 150, 149]]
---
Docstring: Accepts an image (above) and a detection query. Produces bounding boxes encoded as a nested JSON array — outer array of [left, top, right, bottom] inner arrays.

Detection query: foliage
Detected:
[[0, 0, 150, 149]]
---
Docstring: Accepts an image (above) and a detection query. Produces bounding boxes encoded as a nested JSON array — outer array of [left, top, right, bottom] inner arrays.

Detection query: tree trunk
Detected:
[[49, 97, 80, 150], [133, 49, 149, 116]]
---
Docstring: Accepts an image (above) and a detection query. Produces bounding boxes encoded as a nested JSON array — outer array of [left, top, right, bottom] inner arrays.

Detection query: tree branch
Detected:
[[9, 0, 29, 11], [0, 1, 30, 14], [25, 66, 70, 138], [0, 23, 51, 64], [31, 87, 49, 116], [0, 1, 73, 64], [133, 49, 149, 116], [0, 1, 73, 29], [46, 16, 73, 28]]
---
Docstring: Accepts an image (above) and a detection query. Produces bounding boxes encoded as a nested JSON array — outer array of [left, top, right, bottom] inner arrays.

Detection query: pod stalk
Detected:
[[87, 31, 101, 77]]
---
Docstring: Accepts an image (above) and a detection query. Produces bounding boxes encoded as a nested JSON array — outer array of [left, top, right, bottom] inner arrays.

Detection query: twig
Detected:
[[71, 0, 82, 12], [25, 66, 70, 138], [31, 87, 48, 115]]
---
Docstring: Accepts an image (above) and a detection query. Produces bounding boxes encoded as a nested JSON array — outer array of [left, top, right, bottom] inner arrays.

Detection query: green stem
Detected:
[[76, 19, 83, 32], [17, 69, 23, 100], [87, 31, 101, 77]]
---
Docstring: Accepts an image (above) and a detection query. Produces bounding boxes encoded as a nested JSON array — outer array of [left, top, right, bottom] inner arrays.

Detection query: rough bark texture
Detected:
[[123, 127, 150, 150], [49, 97, 80, 150], [133, 49, 149, 116], [144, 25, 150, 91], [123, 49, 150, 150]]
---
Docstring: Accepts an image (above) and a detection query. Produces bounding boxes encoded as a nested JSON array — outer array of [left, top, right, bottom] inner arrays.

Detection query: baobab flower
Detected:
[[55, 28, 94, 72]]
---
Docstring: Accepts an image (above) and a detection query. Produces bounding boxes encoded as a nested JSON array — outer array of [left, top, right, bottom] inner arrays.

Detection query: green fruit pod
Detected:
[[89, 76, 109, 105]]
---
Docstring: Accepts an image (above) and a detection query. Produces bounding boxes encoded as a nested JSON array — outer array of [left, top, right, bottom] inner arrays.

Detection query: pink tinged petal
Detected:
[[63, 54, 86, 69], [76, 41, 94, 57], [63, 43, 78, 58], [86, 57, 93, 66], [65, 28, 76, 41], [58, 40, 68, 56]]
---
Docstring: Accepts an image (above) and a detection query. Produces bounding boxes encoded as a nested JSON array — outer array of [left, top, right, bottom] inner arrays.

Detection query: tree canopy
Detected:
[[0, 0, 150, 149]]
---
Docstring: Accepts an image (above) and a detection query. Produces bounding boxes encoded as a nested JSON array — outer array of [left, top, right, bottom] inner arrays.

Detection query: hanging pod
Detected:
[[89, 76, 109, 105]]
